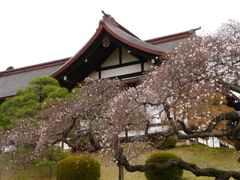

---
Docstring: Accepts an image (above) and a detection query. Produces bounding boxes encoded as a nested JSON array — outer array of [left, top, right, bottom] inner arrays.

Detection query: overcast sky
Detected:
[[0, 0, 239, 71]]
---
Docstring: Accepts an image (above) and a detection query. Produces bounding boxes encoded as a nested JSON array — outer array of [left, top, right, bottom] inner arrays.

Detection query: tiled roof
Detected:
[[145, 27, 200, 44], [105, 22, 167, 53], [0, 59, 68, 100], [153, 38, 189, 52]]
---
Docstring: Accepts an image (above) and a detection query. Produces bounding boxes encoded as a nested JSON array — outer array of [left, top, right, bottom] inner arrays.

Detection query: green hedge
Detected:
[[56, 155, 100, 180], [154, 136, 177, 149], [235, 142, 240, 151], [145, 152, 183, 180]]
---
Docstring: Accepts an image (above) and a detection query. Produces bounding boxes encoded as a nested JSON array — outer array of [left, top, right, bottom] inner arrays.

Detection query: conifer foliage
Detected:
[[0, 76, 68, 129]]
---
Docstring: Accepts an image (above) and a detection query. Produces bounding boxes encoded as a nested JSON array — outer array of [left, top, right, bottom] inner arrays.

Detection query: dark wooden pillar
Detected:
[[119, 164, 124, 180]]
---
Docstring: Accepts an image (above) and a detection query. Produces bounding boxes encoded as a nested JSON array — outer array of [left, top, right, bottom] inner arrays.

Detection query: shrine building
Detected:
[[0, 11, 200, 103]]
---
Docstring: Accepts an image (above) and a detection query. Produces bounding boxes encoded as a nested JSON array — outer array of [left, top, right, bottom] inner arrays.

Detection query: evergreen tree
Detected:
[[0, 76, 68, 129]]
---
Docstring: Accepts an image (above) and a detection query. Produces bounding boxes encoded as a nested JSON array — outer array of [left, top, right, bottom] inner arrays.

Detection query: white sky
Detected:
[[0, 0, 239, 71]]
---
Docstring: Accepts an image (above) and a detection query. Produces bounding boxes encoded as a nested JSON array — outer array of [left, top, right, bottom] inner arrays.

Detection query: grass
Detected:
[[2, 144, 240, 180]]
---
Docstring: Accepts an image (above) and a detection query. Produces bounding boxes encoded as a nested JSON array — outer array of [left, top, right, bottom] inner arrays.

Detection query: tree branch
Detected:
[[218, 80, 240, 94], [177, 111, 240, 139]]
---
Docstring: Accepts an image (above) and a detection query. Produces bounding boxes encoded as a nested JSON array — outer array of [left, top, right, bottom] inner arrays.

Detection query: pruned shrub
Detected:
[[235, 142, 240, 151], [154, 136, 177, 149], [145, 152, 183, 180], [56, 155, 100, 180]]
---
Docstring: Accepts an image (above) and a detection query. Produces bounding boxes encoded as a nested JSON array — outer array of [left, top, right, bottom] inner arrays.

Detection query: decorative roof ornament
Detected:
[[101, 10, 118, 27], [102, 36, 110, 47]]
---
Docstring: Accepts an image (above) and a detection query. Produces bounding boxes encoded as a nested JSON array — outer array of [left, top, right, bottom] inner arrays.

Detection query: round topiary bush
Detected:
[[154, 136, 177, 149], [145, 152, 183, 180], [235, 142, 240, 151], [56, 155, 100, 180], [164, 136, 177, 149]]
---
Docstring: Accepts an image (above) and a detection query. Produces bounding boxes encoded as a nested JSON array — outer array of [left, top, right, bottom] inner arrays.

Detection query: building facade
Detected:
[[0, 12, 200, 103]]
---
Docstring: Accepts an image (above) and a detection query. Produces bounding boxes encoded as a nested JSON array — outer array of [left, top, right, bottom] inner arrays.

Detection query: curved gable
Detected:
[[51, 12, 166, 89]]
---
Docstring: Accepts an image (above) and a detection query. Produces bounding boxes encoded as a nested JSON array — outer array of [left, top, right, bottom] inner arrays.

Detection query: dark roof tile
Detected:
[[0, 64, 63, 99]]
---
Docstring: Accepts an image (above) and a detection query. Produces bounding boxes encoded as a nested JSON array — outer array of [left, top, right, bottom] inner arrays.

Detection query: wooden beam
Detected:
[[63, 76, 79, 85], [99, 60, 147, 71], [84, 59, 101, 70]]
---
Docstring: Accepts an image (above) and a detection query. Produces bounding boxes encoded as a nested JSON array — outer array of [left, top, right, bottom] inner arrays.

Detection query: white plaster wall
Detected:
[[144, 61, 153, 71], [198, 137, 220, 148], [101, 64, 141, 78], [88, 70, 98, 80], [122, 48, 138, 63], [102, 48, 119, 67]]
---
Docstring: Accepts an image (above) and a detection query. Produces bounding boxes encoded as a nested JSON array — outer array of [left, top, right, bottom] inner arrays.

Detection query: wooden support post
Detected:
[[115, 145, 124, 180], [119, 164, 124, 180]]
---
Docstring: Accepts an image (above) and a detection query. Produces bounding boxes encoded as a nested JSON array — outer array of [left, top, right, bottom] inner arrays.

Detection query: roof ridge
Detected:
[[145, 27, 201, 44], [0, 58, 69, 77]]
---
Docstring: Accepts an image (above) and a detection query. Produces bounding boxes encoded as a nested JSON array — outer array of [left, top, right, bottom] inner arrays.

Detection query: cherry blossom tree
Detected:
[[108, 19, 240, 144], [35, 78, 123, 153], [106, 20, 240, 179]]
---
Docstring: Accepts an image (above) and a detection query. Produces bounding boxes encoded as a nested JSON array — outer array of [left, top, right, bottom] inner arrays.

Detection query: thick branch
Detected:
[[177, 111, 240, 139], [218, 80, 240, 94], [204, 111, 240, 133]]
